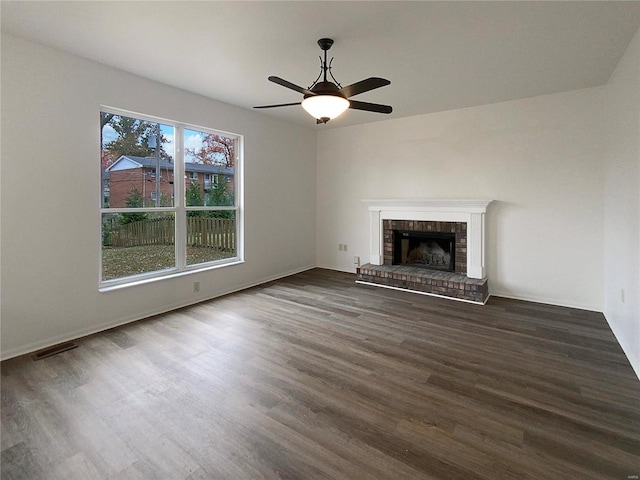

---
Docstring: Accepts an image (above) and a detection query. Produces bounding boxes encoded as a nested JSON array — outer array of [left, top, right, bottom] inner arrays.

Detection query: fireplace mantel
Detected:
[[363, 199, 492, 279]]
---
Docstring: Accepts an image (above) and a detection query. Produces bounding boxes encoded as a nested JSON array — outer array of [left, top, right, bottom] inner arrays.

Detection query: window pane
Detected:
[[186, 211, 236, 266], [102, 212, 176, 281], [101, 112, 175, 208], [184, 128, 235, 207]]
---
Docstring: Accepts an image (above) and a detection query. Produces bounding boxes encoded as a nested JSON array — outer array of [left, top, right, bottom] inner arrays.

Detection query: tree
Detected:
[[186, 182, 204, 217], [101, 114, 171, 163], [207, 177, 234, 219], [186, 133, 235, 168], [158, 193, 173, 207], [119, 187, 149, 224], [100, 112, 115, 129]]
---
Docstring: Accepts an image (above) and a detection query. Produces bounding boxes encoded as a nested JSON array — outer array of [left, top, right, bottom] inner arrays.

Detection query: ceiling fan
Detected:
[[254, 38, 392, 124]]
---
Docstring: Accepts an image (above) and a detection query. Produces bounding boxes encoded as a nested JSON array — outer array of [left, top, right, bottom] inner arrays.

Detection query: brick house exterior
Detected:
[[104, 155, 234, 208]]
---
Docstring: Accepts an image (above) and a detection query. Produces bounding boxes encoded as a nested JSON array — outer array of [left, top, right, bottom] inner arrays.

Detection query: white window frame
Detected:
[[99, 107, 244, 291]]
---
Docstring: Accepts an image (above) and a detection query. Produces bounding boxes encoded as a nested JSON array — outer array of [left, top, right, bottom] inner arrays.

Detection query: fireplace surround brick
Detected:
[[360, 200, 492, 303], [357, 218, 488, 303], [383, 220, 467, 275]]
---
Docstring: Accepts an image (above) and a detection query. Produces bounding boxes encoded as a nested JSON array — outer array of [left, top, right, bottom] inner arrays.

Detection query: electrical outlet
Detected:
[[193, 281, 200, 293], [344, 244, 348, 251], [621, 288, 625, 303]]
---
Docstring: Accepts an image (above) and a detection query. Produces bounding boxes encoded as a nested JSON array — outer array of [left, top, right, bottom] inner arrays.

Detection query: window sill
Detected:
[[99, 258, 244, 293]]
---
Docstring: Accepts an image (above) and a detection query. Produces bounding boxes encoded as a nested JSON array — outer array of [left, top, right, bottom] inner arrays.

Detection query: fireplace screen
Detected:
[[393, 230, 455, 272]]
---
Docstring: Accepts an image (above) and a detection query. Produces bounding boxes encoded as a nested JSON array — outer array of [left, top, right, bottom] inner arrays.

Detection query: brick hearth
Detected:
[[356, 264, 489, 304]]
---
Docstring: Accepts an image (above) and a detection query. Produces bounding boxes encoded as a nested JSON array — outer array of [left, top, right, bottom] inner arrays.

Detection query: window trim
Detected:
[[99, 106, 244, 290]]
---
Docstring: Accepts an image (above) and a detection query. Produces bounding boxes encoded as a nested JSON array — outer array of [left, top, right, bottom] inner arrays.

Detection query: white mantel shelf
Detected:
[[362, 199, 492, 212], [363, 199, 493, 279]]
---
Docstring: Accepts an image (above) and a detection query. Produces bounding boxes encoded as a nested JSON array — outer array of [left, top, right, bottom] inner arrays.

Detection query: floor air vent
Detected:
[[31, 341, 78, 361]]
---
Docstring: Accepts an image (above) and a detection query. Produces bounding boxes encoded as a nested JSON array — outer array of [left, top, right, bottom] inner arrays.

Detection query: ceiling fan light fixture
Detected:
[[254, 38, 391, 122], [301, 95, 350, 121]]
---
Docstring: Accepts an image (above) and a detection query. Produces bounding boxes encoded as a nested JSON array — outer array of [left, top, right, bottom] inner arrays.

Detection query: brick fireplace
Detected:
[[385, 220, 467, 274], [356, 199, 492, 304]]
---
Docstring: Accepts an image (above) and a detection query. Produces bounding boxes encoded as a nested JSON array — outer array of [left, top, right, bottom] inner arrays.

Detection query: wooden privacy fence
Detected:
[[107, 216, 235, 252], [187, 216, 235, 251]]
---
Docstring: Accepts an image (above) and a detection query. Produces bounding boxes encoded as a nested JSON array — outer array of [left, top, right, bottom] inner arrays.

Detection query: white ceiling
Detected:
[[2, 1, 639, 129]]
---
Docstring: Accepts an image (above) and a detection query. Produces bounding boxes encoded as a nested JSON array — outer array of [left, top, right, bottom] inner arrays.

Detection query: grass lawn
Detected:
[[102, 245, 234, 280]]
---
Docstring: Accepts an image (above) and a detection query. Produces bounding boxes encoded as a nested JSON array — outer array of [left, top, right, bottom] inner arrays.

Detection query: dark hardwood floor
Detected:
[[2, 268, 639, 479]]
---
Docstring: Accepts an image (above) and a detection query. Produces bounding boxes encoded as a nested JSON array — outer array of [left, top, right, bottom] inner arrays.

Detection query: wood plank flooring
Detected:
[[2, 268, 639, 479]]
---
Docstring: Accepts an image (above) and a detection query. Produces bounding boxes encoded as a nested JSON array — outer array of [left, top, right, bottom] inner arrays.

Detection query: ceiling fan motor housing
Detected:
[[306, 81, 344, 99]]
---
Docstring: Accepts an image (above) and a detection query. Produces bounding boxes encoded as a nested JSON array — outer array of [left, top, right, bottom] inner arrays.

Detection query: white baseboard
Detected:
[[6, 265, 634, 386], [488, 290, 602, 313], [315, 263, 357, 274], [603, 312, 640, 382], [355, 280, 489, 305], [1, 265, 315, 361]]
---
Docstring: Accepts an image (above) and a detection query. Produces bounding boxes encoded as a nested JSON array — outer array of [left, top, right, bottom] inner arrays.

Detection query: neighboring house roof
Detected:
[[106, 155, 234, 175]]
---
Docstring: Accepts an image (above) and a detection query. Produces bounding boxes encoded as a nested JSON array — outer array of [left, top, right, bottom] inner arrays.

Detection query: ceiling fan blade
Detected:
[[349, 100, 393, 114], [339, 77, 390, 98], [268, 76, 314, 96], [254, 102, 302, 109]]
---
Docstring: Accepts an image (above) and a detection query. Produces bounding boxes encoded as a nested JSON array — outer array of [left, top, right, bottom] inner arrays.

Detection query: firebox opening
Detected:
[[393, 230, 456, 272]]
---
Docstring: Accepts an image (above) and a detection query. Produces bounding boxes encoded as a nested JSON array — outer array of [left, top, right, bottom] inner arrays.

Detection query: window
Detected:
[[204, 173, 218, 190], [183, 126, 238, 267], [100, 108, 242, 287]]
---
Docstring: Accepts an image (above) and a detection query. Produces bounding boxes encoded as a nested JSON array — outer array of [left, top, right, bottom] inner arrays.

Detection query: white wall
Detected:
[[603, 29, 640, 378], [3, 30, 638, 375], [0, 34, 317, 359], [316, 88, 605, 311]]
